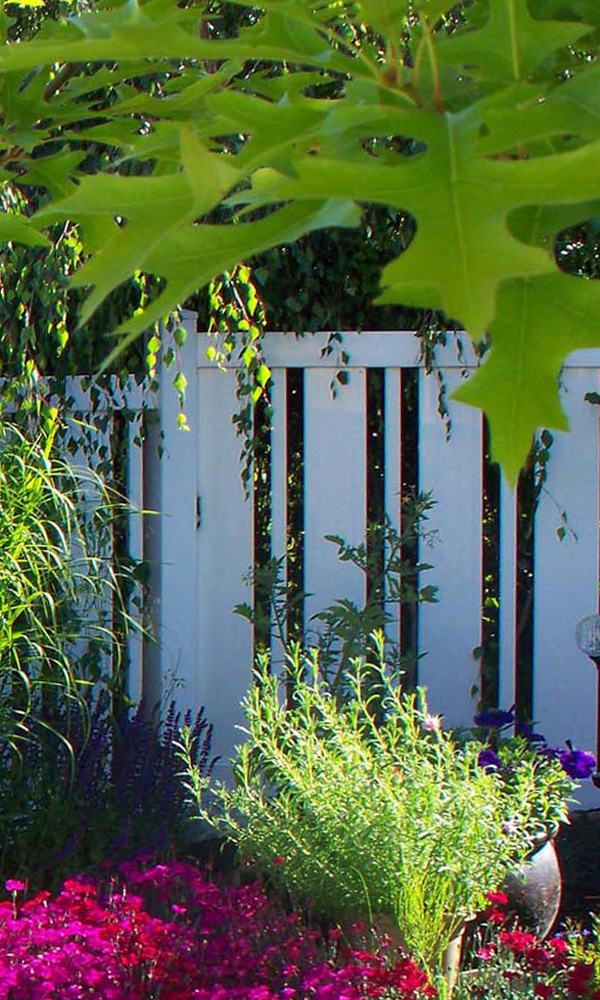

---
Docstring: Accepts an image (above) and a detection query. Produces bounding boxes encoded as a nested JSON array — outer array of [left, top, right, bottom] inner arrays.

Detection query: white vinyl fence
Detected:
[[134, 312, 600, 809]]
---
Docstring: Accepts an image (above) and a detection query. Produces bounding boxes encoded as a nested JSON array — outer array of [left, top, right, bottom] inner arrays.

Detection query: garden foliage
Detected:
[[0, 696, 213, 888], [455, 891, 600, 999], [0, 0, 598, 478], [178, 634, 560, 988], [0, 423, 135, 750]]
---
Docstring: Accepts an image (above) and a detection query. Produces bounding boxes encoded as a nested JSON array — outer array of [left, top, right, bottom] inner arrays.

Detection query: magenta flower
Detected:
[[4, 880, 25, 893], [0, 861, 435, 1000]]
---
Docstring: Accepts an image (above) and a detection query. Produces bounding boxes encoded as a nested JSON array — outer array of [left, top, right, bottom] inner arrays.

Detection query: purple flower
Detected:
[[473, 707, 515, 728], [559, 748, 595, 780], [478, 749, 502, 772]]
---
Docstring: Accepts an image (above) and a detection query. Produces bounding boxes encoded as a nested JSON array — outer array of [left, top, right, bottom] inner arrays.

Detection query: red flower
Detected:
[[533, 984, 553, 998], [485, 891, 508, 906], [525, 946, 551, 973], [273, 857, 285, 867], [567, 963, 595, 996], [499, 929, 537, 953]]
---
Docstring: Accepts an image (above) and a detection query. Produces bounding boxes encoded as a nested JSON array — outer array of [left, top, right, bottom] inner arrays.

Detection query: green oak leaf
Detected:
[[437, 0, 592, 83], [96, 199, 362, 368], [0, 213, 48, 247], [509, 200, 600, 250], [530, 0, 600, 22], [454, 271, 600, 484], [34, 135, 241, 320], [477, 64, 600, 156], [18, 151, 86, 200], [243, 107, 600, 336], [0, 0, 357, 75]]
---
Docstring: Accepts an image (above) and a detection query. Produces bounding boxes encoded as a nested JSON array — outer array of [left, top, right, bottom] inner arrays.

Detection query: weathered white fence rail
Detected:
[[140, 313, 600, 809]]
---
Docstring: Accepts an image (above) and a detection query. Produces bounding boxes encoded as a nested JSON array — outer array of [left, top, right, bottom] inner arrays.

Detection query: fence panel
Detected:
[[534, 364, 600, 809], [160, 329, 600, 803]]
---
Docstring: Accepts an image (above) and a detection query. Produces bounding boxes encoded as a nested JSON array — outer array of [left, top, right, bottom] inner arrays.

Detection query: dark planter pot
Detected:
[[503, 836, 562, 939]]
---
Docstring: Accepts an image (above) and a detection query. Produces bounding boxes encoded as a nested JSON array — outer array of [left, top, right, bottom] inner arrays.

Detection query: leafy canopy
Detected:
[[0, 0, 599, 480]]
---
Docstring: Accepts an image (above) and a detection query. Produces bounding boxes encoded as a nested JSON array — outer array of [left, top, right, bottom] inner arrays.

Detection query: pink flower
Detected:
[[5, 880, 25, 893]]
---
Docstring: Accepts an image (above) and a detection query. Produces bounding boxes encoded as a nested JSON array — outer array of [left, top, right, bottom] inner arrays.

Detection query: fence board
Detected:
[[195, 365, 253, 769], [534, 370, 600, 809], [498, 481, 518, 714], [384, 369, 402, 653], [269, 368, 288, 670], [418, 369, 483, 725], [157, 316, 200, 717], [303, 367, 367, 646], [126, 420, 144, 705]]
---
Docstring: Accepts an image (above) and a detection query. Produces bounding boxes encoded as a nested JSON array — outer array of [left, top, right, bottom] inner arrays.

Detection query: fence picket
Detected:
[[195, 363, 253, 770], [498, 480, 518, 714], [384, 368, 402, 654], [418, 368, 483, 725], [303, 367, 367, 648], [269, 368, 288, 670]]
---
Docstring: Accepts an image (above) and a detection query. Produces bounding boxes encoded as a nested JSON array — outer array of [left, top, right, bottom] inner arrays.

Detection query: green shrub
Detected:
[[179, 632, 539, 993]]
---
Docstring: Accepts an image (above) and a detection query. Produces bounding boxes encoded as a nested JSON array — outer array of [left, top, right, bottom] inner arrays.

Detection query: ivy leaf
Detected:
[[5, 0, 46, 7], [454, 272, 600, 484]]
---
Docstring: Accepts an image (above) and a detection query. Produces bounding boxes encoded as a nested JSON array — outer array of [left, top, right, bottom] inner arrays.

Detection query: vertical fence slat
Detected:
[[269, 369, 288, 671], [303, 368, 367, 643], [196, 365, 253, 770], [126, 420, 144, 705], [418, 369, 483, 725], [157, 317, 199, 717], [534, 370, 600, 810], [384, 369, 402, 652], [498, 480, 518, 713]]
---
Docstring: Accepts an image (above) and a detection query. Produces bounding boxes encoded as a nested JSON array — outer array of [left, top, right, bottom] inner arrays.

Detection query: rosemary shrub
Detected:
[[179, 633, 539, 991]]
